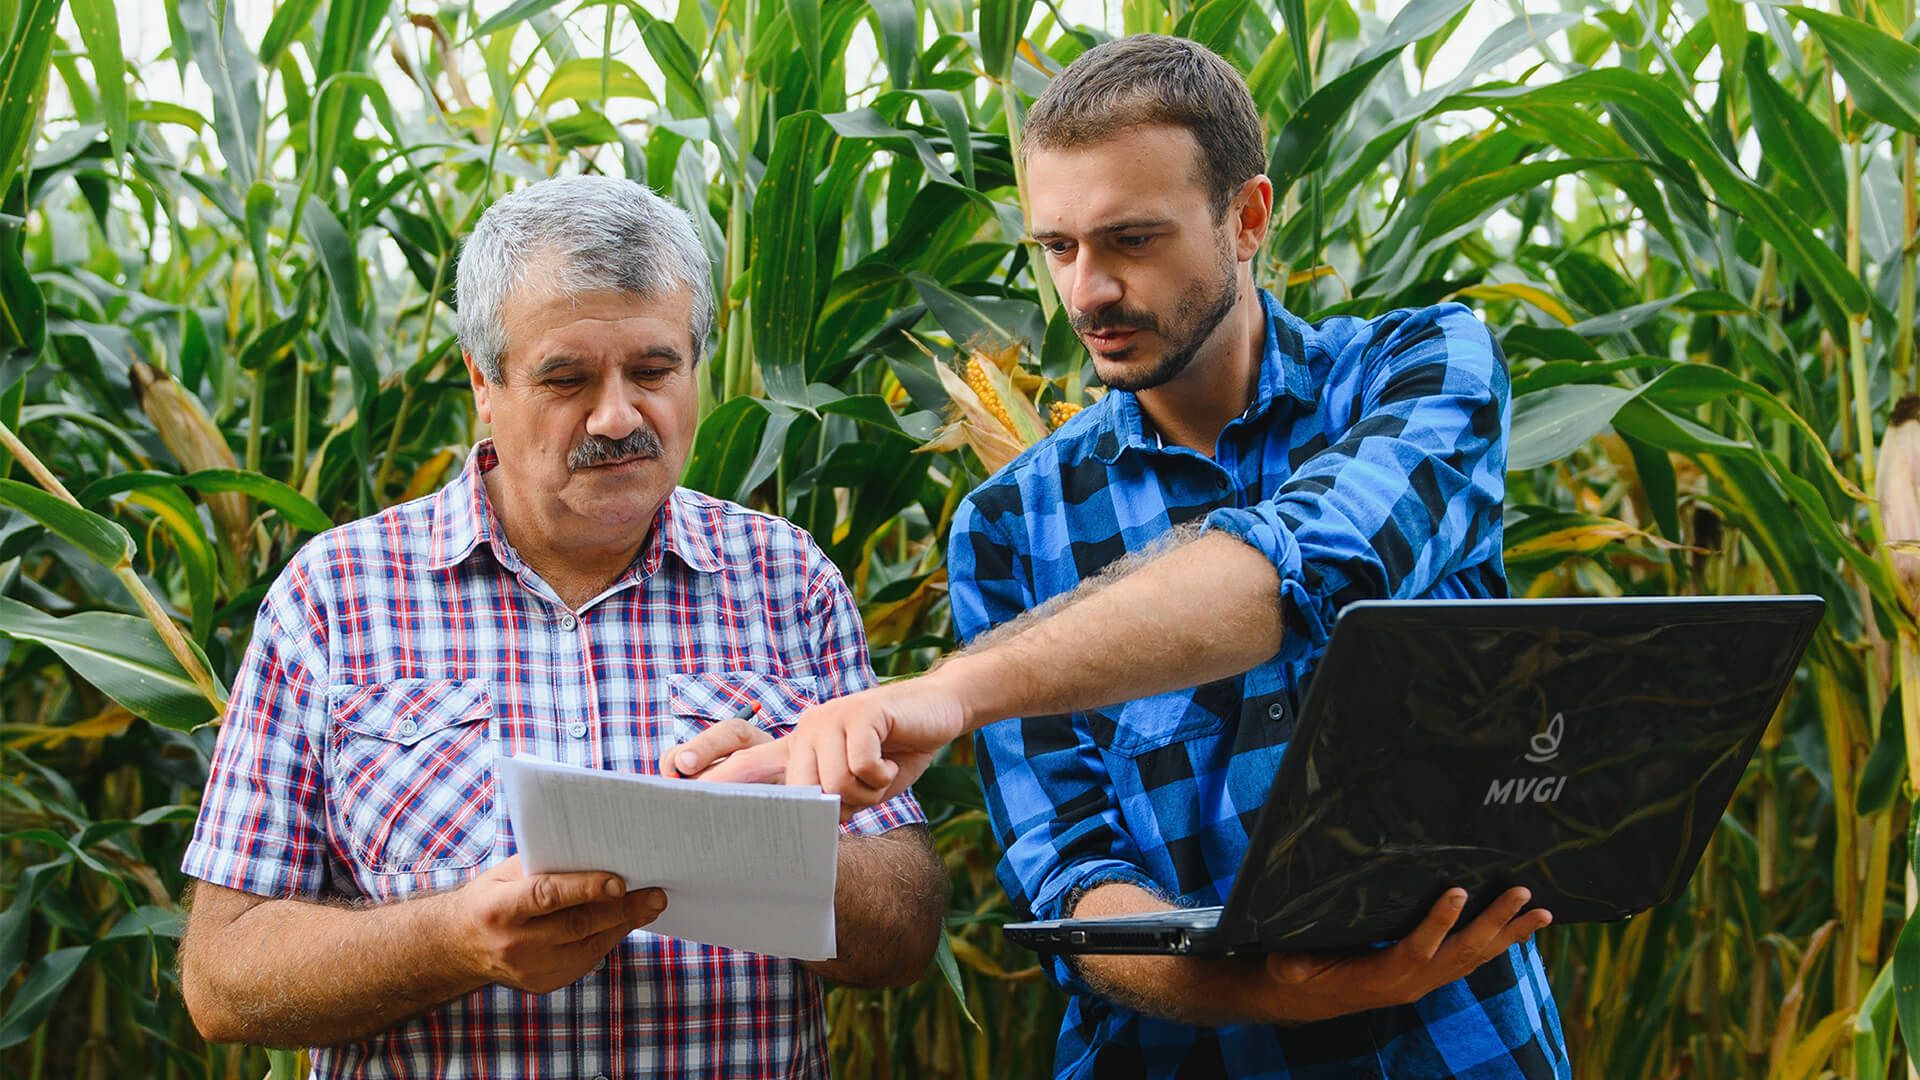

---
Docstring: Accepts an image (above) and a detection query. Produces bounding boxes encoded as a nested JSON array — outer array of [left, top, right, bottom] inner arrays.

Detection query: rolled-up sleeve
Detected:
[[951, 498, 1163, 991], [1204, 302, 1509, 662]]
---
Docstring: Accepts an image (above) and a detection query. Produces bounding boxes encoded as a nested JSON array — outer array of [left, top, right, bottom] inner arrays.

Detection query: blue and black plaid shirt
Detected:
[[950, 290, 1570, 1079]]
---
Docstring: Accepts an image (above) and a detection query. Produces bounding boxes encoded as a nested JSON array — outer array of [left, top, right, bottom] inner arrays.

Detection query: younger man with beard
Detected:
[[706, 34, 1570, 1080]]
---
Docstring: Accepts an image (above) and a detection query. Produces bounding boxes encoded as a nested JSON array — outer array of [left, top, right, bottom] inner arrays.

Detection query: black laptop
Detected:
[[1002, 595, 1824, 956]]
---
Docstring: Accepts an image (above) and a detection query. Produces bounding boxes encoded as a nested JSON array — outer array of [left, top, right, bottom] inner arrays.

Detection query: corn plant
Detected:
[[0, 0, 1917, 1077]]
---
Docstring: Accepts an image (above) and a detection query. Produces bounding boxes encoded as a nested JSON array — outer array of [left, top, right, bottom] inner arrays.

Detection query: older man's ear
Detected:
[[465, 351, 495, 422]]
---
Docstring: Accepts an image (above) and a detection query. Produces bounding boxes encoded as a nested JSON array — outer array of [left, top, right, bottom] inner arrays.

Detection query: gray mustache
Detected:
[[568, 428, 664, 471]]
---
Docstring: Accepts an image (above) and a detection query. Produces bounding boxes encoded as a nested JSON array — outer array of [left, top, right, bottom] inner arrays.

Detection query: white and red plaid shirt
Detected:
[[183, 440, 923, 1079]]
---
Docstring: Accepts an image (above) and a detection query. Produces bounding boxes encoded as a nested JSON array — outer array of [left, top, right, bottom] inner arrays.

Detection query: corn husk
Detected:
[[1879, 394, 1920, 608], [131, 362, 251, 566]]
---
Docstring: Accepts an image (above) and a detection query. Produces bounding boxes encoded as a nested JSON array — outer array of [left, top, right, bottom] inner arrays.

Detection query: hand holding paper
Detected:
[[498, 755, 842, 960]]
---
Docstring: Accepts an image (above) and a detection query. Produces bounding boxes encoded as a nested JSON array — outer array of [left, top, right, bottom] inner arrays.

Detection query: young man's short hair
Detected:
[[1023, 34, 1267, 218]]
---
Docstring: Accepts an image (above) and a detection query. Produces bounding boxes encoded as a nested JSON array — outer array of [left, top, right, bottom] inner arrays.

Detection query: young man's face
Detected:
[[1026, 124, 1246, 392], [466, 280, 700, 559]]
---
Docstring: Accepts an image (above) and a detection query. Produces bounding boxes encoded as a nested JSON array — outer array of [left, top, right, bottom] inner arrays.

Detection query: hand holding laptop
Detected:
[[1256, 886, 1550, 1023]]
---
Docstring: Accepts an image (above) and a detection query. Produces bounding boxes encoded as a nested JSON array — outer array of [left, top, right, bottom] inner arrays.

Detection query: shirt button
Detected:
[[397, 719, 418, 738], [568, 720, 589, 739], [1267, 703, 1285, 720], [560, 613, 577, 631]]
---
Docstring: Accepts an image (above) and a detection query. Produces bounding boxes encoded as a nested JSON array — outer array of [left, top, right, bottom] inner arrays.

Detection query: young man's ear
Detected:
[[464, 351, 494, 425], [1231, 174, 1274, 262]]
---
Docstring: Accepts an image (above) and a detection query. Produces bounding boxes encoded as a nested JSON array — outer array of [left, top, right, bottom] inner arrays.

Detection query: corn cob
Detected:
[[1880, 394, 1920, 605], [1048, 401, 1083, 430], [965, 356, 1015, 434], [131, 361, 251, 564]]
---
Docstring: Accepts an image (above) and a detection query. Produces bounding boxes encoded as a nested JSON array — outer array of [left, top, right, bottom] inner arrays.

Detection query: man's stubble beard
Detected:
[[1092, 238, 1242, 394]]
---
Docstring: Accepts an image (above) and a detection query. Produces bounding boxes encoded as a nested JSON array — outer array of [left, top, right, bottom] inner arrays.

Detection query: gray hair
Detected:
[[456, 175, 715, 382]]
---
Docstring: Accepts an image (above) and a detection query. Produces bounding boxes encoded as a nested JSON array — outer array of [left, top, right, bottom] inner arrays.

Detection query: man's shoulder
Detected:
[[270, 494, 440, 599], [669, 486, 833, 568], [1293, 299, 1497, 369]]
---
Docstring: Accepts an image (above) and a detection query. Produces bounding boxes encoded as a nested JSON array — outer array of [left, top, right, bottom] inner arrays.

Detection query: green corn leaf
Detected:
[[172, 0, 261, 188], [0, 596, 221, 730], [1855, 954, 1897, 1080], [66, 0, 127, 166], [474, 0, 573, 36], [1508, 384, 1639, 471], [0, 0, 60, 199], [1269, 47, 1405, 202], [867, 0, 919, 90], [683, 396, 772, 502], [121, 485, 217, 643], [978, 0, 1037, 83], [0, 861, 61, 980], [0, 216, 45, 361], [258, 0, 324, 64], [0, 945, 90, 1049], [1788, 7, 1920, 134], [535, 57, 657, 109], [908, 272, 1046, 356], [934, 932, 981, 1030], [750, 113, 830, 408], [1855, 693, 1905, 816], [0, 478, 134, 566], [1894, 894, 1920, 1072], [81, 469, 331, 533], [1746, 46, 1848, 226]]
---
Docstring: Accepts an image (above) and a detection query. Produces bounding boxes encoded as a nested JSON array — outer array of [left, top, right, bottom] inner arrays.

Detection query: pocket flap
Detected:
[[329, 679, 493, 745], [668, 671, 822, 730]]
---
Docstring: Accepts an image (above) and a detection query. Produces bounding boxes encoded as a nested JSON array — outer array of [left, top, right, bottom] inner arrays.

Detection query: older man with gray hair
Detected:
[[177, 175, 946, 1078]]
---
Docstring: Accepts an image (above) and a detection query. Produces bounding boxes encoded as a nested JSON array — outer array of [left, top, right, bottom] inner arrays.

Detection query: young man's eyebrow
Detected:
[[1029, 219, 1176, 243]]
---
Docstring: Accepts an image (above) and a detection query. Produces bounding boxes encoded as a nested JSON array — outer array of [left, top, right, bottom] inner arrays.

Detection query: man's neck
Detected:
[[1135, 283, 1266, 457], [481, 470, 652, 611]]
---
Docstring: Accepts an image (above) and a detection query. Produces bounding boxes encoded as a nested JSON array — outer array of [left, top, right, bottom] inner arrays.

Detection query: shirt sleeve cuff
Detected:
[[840, 790, 926, 836], [179, 837, 323, 899], [1033, 859, 1164, 921], [1202, 505, 1331, 666]]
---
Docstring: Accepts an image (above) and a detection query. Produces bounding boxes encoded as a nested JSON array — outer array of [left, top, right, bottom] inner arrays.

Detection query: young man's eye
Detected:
[[1116, 234, 1152, 250], [1041, 240, 1073, 257]]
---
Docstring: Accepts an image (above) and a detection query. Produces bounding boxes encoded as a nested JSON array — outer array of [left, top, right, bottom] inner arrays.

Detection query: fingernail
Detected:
[[677, 751, 698, 772], [605, 878, 624, 898], [646, 890, 668, 910]]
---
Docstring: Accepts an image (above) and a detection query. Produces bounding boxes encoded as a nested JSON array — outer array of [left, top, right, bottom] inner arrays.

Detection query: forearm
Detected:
[[181, 885, 479, 1048], [1066, 883, 1279, 1027], [943, 530, 1283, 729], [805, 827, 946, 987]]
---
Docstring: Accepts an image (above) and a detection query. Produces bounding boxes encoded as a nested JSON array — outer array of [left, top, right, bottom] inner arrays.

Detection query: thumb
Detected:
[[1265, 953, 1318, 984]]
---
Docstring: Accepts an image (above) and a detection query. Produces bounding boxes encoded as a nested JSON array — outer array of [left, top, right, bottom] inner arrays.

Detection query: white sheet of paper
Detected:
[[498, 754, 842, 961]]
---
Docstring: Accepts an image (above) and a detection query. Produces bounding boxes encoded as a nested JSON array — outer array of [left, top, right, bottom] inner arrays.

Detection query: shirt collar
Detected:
[[1091, 288, 1318, 464], [428, 440, 723, 576]]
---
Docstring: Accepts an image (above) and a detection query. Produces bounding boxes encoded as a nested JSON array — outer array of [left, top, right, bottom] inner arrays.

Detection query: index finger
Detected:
[[699, 738, 790, 784]]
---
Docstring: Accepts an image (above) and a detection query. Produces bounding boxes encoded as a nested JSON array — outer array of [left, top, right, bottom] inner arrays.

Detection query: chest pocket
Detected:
[[667, 671, 823, 749], [326, 679, 496, 878], [1086, 676, 1237, 757]]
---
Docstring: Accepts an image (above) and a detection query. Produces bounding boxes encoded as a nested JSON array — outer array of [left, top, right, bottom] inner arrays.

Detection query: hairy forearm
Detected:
[[1066, 883, 1278, 1027], [805, 827, 946, 987], [181, 884, 477, 1048], [944, 530, 1284, 729]]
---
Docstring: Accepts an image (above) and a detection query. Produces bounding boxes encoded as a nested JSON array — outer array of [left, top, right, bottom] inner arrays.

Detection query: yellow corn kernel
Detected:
[[1047, 402, 1082, 430], [965, 356, 1015, 433]]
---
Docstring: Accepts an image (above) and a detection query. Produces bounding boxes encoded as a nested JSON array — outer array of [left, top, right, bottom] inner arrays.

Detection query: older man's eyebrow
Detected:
[[528, 356, 587, 380], [626, 345, 689, 366]]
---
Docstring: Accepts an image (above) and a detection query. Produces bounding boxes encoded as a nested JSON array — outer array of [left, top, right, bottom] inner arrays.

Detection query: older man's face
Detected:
[[467, 281, 699, 562]]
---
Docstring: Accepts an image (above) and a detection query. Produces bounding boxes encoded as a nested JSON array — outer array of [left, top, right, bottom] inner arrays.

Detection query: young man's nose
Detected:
[[1067, 250, 1124, 316]]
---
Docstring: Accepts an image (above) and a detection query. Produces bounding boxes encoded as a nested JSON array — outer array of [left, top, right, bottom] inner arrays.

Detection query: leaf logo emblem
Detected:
[[1525, 712, 1565, 764]]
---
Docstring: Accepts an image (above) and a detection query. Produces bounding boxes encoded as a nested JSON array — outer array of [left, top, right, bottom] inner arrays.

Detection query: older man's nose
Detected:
[[584, 378, 645, 438]]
